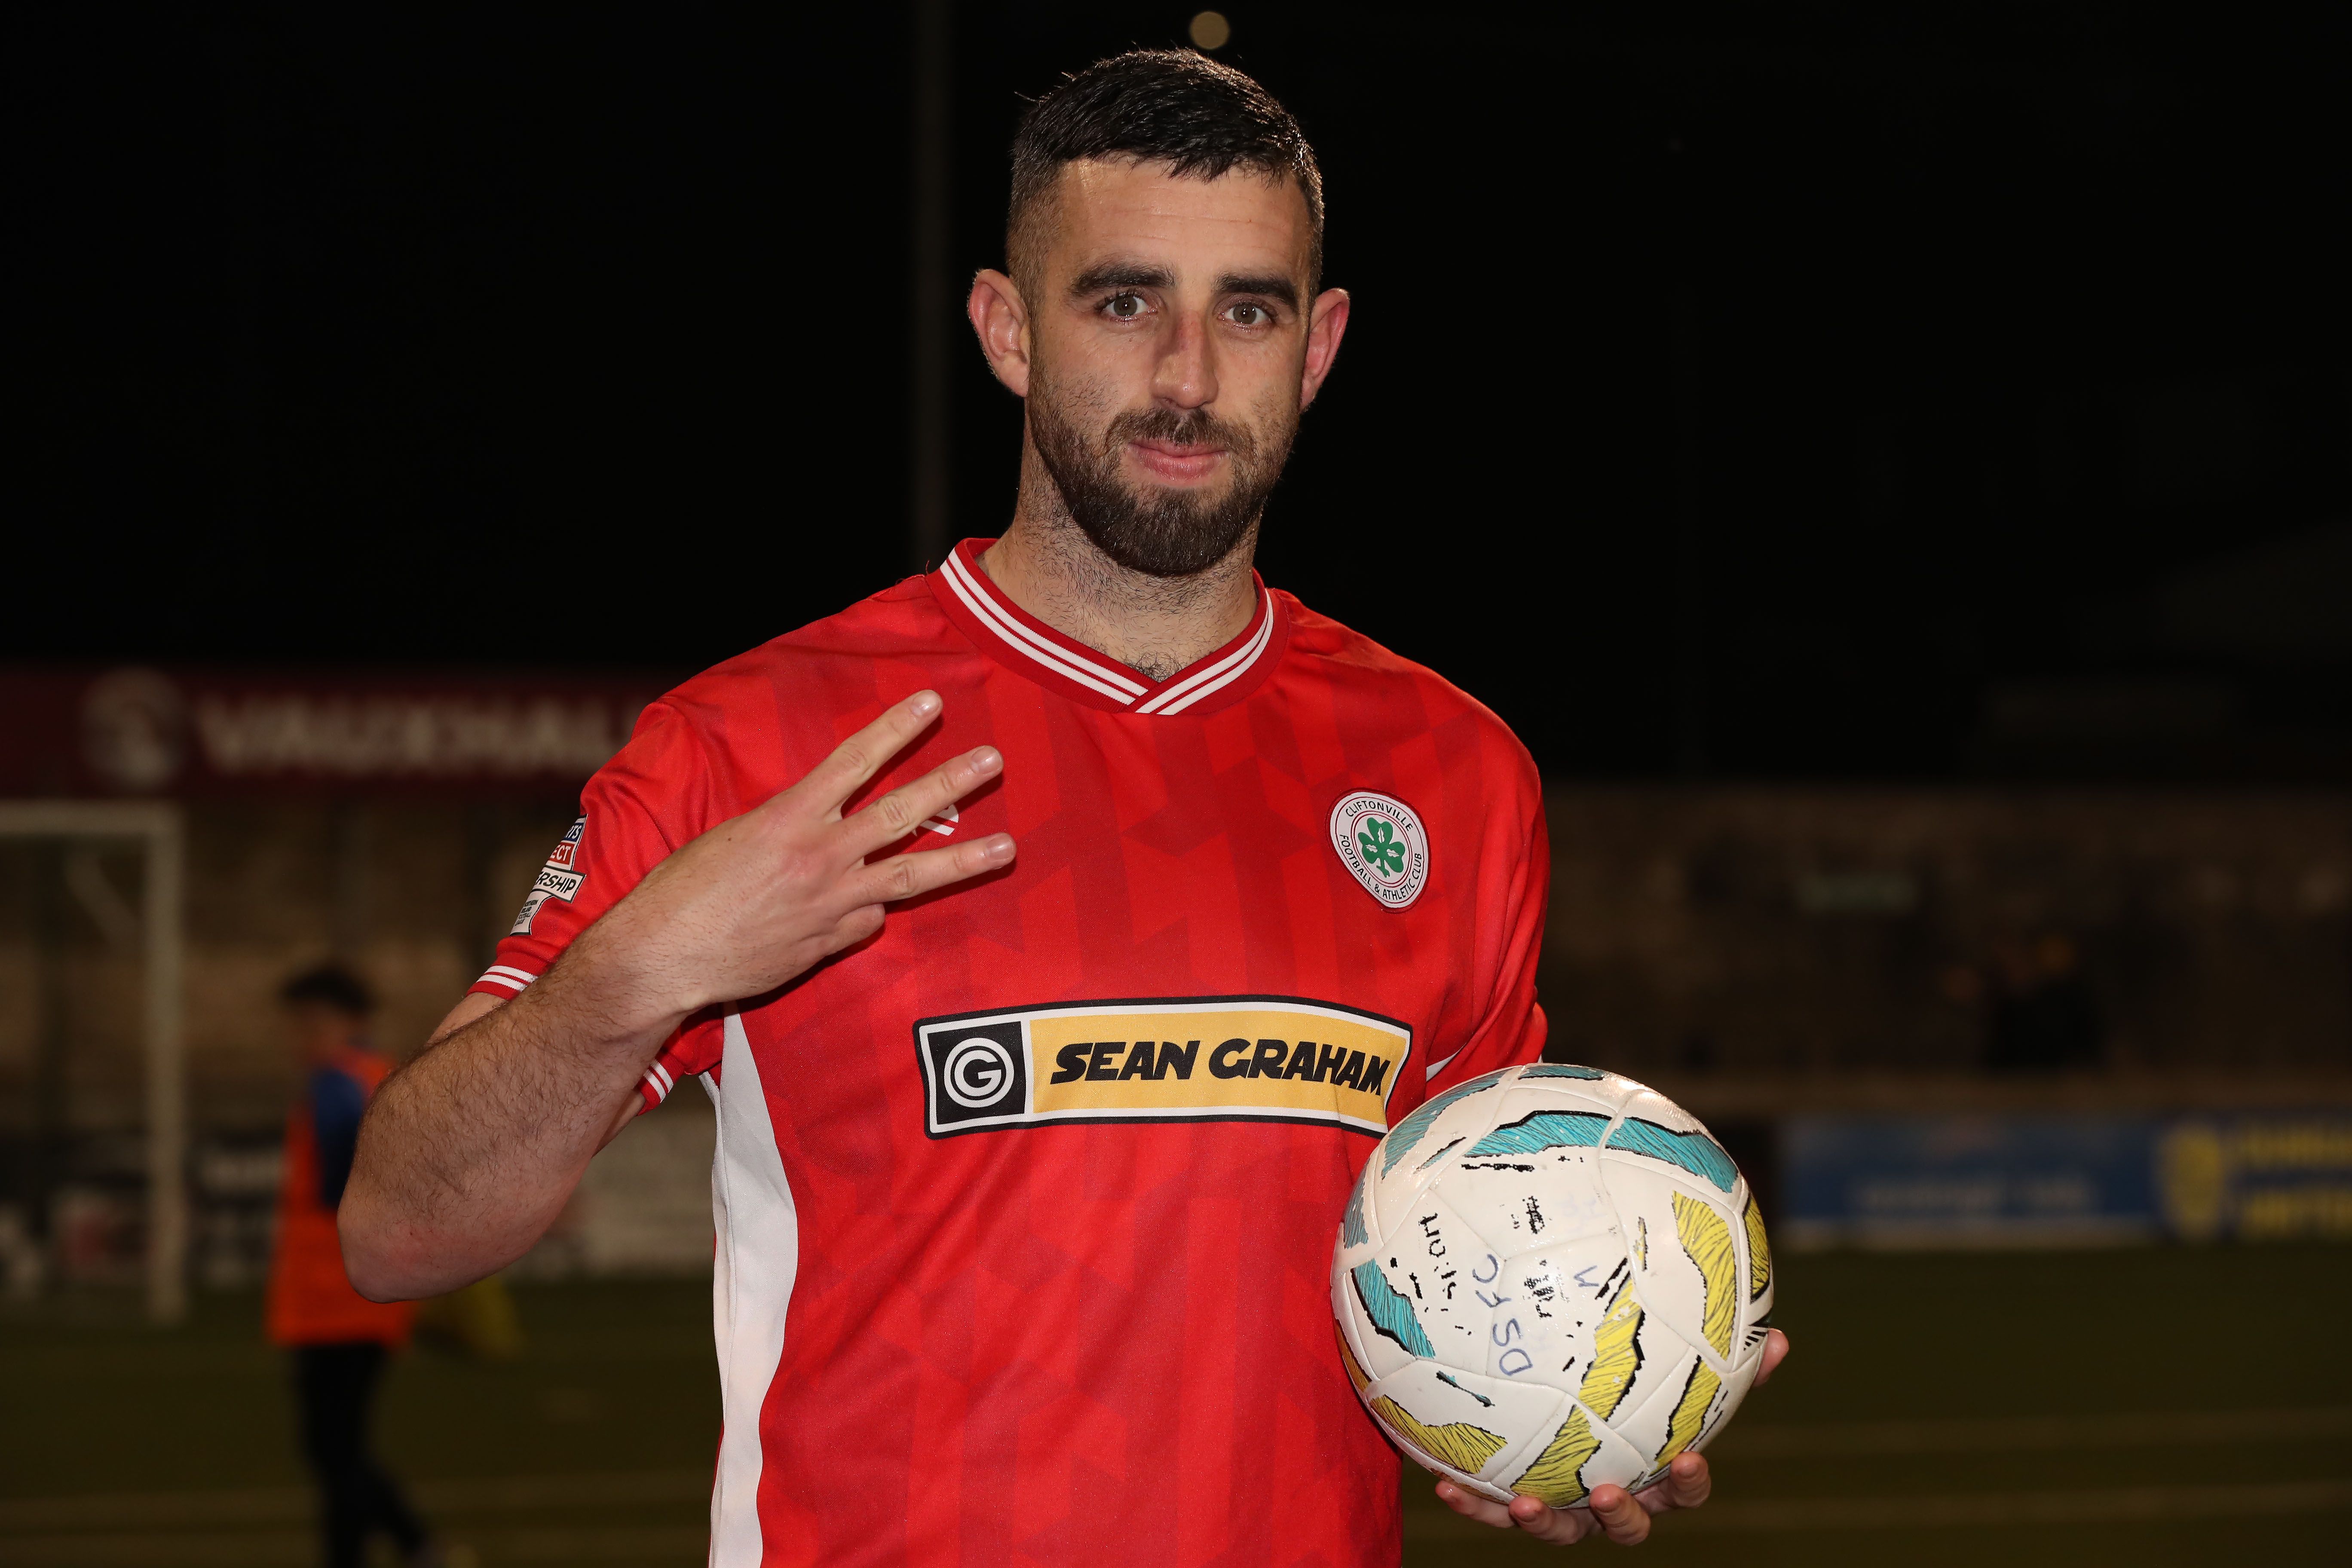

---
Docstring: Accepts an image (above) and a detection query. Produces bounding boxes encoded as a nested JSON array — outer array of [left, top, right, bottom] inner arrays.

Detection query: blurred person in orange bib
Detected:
[[267, 965, 438, 1568]]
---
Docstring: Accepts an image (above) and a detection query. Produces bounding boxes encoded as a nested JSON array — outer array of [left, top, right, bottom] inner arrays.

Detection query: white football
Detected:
[[1330, 1063, 1775, 1507]]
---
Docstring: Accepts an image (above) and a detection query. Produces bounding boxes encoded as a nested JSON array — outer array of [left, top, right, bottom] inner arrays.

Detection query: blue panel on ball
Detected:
[[1342, 1169, 1369, 1247], [1605, 1118, 1739, 1191], [1520, 1063, 1606, 1080], [1465, 1109, 1611, 1158], [1351, 1260, 1434, 1358], [1381, 1078, 1500, 1178]]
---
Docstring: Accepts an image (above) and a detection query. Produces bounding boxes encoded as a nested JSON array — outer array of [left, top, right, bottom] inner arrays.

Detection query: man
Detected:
[[269, 965, 437, 1568], [343, 50, 1785, 1565]]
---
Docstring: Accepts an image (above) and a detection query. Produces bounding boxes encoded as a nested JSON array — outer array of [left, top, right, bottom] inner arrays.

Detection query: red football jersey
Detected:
[[472, 539, 1549, 1567]]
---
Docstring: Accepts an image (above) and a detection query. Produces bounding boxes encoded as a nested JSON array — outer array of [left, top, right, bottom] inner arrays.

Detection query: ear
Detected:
[[968, 269, 1033, 398], [1299, 288, 1351, 412]]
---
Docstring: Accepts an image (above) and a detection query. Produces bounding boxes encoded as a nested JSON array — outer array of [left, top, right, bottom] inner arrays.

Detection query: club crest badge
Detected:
[[1330, 791, 1429, 910]]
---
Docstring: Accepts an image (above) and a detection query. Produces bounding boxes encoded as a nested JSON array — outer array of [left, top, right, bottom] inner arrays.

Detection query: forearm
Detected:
[[338, 689, 1013, 1299], [340, 930, 682, 1299]]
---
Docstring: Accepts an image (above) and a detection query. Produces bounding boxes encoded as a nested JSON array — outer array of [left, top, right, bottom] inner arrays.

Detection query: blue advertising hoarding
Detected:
[[1784, 1111, 2352, 1250]]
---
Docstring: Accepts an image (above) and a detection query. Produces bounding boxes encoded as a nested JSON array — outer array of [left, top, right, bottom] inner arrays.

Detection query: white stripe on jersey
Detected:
[[476, 965, 539, 992], [940, 553, 1145, 703], [1136, 591, 1276, 714], [707, 1010, 798, 1567], [642, 1060, 675, 1103]]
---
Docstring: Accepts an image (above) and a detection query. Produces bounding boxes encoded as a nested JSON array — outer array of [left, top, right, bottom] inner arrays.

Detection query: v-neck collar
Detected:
[[928, 537, 1286, 717]]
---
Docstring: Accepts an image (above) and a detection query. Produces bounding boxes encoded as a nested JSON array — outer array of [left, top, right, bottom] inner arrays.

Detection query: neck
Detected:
[[980, 434, 1259, 683]]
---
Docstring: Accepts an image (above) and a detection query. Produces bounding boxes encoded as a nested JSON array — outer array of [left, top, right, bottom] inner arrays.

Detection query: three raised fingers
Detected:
[[843, 744, 1003, 856], [802, 690, 946, 820], [845, 832, 1015, 908]]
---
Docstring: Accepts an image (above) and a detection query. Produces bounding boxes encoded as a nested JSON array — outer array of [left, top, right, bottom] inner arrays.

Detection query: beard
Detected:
[[1028, 369, 1297, 578]]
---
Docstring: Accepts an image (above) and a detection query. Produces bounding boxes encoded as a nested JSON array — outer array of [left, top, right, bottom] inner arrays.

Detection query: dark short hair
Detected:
[[1007, 49, 1324, 292], [280, 963, 374, 1017]]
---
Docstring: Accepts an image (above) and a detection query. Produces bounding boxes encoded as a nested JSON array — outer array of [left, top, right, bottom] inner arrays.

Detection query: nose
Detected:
[[1150, 309, 1219, 412]]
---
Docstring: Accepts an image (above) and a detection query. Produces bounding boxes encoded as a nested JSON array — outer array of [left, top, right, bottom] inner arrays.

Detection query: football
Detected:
[[1331, 1063, 1775, 1507]]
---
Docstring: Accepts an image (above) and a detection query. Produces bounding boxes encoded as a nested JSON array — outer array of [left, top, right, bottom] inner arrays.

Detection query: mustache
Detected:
[[1102, 405, 1259, 462]]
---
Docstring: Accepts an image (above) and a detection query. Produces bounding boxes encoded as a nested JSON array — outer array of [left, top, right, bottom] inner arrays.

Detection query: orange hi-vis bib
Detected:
[[266, 1044, 416, 1347]]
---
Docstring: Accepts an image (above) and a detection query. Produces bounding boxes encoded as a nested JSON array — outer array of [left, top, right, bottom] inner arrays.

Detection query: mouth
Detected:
[[1125, 437, 1228, 485]]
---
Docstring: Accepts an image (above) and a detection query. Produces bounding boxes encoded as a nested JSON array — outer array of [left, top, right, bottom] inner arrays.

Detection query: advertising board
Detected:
[[1784, 1111, 2352, 1249]]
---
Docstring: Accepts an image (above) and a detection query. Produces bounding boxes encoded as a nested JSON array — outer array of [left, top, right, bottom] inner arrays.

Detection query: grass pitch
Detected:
[[2, 1247, 2346, 1565]]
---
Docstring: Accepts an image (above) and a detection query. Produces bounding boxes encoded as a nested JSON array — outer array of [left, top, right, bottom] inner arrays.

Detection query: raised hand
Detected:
[[589, 689, 1014, 1020], [340, 690, 1012, 1302], [1433, 1328, 1790, 1545]]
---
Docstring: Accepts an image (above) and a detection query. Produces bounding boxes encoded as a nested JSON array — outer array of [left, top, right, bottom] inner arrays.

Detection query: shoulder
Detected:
[[1275, 591, 1542, 808], [659, 575, 954, 731], [592, 576, 965, 820]]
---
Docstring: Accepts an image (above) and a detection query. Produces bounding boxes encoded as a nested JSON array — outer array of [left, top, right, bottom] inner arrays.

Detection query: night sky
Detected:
[[13, 4, 2349, 780]]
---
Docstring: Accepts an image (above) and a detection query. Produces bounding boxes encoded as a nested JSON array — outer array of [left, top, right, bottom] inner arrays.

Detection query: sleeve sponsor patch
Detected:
[[532, 864, 585, 901], [508, 816, 587, 935], [545, 816, 585, 869], [535, 817, 588, 901], [913, 995, 1413, 1139]]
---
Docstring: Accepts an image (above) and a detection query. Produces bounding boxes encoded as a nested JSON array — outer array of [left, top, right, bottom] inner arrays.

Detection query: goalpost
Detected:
[[0, 800, 186, 1323]]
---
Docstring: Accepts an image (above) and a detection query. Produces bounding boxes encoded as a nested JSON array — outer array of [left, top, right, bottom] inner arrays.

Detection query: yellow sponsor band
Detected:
[[916, 995, 1412, 1137], [1029, 1006, 1404, 1125]]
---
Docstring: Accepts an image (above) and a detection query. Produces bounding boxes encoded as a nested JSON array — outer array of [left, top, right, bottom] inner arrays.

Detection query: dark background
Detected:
[[12, 3, 2349, 780]]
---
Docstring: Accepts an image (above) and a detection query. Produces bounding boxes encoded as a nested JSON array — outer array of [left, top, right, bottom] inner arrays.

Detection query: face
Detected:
[[979, 159, 1350, 576], [284, 1002, 361, 1063]]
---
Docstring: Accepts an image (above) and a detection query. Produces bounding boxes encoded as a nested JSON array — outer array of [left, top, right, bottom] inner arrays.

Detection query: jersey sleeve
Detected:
[[1423, 773, 1550, 1096], [468, 700, 727, 1113]]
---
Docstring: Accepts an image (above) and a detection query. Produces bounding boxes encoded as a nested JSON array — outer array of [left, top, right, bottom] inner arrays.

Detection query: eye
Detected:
[[1103, 292, 1148, 321], [1226, 302, 1273, 328]]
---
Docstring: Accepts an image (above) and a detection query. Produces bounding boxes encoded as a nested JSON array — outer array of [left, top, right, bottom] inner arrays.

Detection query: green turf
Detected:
[[2, 1248, 2348, 1565], [1400, 1243, 2352, 1566], [0, 1280, 719, 1565]]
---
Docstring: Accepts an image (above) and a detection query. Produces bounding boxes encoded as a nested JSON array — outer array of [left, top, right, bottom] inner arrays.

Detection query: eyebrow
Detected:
[[1065, 261, 1302, 312], [1069, 261, 1175, 296], [1216, 272, 1300, 310]]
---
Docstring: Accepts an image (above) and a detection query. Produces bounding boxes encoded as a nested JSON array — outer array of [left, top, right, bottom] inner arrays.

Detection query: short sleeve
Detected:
[[635, 1008, 726, 1113], [468, 701, 729, 1112], [1423, 775, 1550, 1095]]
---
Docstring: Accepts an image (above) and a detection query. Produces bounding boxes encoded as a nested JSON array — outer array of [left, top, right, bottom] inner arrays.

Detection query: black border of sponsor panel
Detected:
[[913, 994, 1417, 1140]]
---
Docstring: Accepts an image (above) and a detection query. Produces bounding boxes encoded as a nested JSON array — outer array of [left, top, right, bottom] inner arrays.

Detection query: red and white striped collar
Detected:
[[929, 538, 1286, 717]]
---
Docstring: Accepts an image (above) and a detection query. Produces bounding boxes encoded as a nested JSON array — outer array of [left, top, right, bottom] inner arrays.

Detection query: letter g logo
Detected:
[[916, 1017, 1029, 1134], [942, 1037, 1016, 1109]]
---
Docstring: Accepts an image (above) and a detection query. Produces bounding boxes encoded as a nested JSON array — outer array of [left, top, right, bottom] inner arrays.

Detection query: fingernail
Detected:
[[985, 833, 1015, 859], [971, 746, 1001, 772], [910, 690, 940, 717]]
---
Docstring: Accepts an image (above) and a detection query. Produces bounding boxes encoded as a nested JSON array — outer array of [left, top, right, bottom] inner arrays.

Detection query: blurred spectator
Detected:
[[266, 965, 440, 1568]]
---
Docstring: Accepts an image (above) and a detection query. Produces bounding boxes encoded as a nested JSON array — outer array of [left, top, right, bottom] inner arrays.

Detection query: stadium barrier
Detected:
[[1780, 1109, 2352, 1250]]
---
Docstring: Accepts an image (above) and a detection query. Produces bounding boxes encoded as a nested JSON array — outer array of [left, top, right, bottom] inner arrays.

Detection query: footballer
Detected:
[[344, 50, 1788, 1565]]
